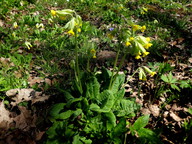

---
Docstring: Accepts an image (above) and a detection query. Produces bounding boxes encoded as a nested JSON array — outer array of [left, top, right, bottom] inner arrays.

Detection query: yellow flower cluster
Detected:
[[139, 66, 156, 81], [90, 49, 96, 58], [50, 9, 82, 36], [125, 35, 153, 59], [132, 25, 146, 33], [140, 7, 148, 15]]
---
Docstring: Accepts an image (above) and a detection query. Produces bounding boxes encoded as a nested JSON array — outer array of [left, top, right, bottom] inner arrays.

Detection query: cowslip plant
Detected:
[[46, 8, 160, 144], [50, 8, 83, 93], [46, 68, 141, 144]]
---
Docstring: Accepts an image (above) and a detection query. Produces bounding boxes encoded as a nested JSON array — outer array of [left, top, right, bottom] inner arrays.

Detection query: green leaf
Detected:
[[103, 111, 116, 131], [63, 91, 74, 101], [72, 134, 83, 144], [188, 108, 192, 115], [137, 128, 162, 144], [170, 84, 180, 91], [131, 115, 150, 134], [168, 72, 173, 82], [111, 118, 127, 138], [79, 137, 92, 144], [66, 97, 83, 108], [114, 99, 140, 117], [179, 80, 191, 88], [49, 103, 66, 118], [111, 74, 125, 93], [115, 88, 125, 99], [100, 90, 115, 112], [85, 76, 100, 100], [59, 110, 74, 119], [161, 75, 169, 83]]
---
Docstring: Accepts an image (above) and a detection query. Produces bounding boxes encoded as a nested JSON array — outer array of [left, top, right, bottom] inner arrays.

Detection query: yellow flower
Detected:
[[144, 43, 153, 49], [36, 23, 44, 29], [146, 37, 150, 42], [67, 29, 75, 36], [51, 10, 57, 16], [93, 55, 97, 59], [77, 28, 81, 33], [90, 49, 96, 54], [12, 32, 16, 37], [13, 22, 18, 29], [139, 68, 147, 81], [125, 41, 131, 46], [150, 71, 156, 77], [143, 66, 156, 77], [141, 25, 146, 32], [143, 7, 148, 12], [132, 25, 140, 31], [129, 37, 134, 41], [143, 51, 150, 57], [135, 55, 141, 59], [25, 41, 32, 50]]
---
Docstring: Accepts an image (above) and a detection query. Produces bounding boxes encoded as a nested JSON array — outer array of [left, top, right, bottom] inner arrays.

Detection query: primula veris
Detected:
[[51, 10, 56, 16], [90, 49, 96, 54], [143, 66, 156, 77], [77, 28, 81, 33], [132, 25, 140, 31], [135, 55, 141, 59], [146, 37, 150, 42], [129, 37, 134, 41], [93, 55, 97, 59], [67, 29, 75, 36], [144, 43, 152, 49], [141, 25, 146, 32], [25, 41, 32, 50], [125, 41, 131, 46], [13, 22, 18, 29], [143, 51, 150, 57]]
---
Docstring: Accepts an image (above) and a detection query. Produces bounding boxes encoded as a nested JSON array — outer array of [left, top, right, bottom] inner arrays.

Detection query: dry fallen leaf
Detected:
[[0, 102, 13, 129], [188, 57, 192, 63], [13, 106, 37, 131], [170, 111, 183, 122], [149, 104, 160, 117], [6, 89, 50, 106], [6, 89, 34, 106]]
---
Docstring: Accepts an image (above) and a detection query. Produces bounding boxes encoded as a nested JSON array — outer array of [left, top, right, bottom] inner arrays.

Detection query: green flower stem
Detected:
[[109, 49, 127, 90], [121, 68, 139, 89], [74, 29, 82, 93], [109, 49, 120, 90]]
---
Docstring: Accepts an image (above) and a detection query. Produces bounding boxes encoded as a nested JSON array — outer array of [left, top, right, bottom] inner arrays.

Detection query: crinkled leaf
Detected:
[[111, 118, 127, 137], [85, 76, 100, 100], [111, 74, 125, 93], [114, 99, 140, 117], [103, 111, 116, 131], [100, 90, 114, 112]]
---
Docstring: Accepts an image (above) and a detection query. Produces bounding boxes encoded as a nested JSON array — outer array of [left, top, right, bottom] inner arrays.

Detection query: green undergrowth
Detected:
[[0, 0, 192, 143]]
